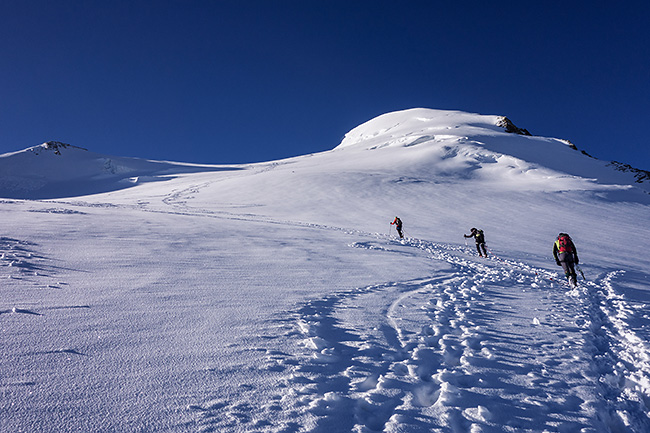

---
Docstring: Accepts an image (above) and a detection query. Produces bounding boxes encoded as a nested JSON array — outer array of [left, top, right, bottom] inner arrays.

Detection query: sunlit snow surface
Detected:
[[1, 109, 650, 432]]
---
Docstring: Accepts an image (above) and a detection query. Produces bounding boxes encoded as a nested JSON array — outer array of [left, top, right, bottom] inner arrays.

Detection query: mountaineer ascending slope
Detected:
[[553, 232, 579, 287]]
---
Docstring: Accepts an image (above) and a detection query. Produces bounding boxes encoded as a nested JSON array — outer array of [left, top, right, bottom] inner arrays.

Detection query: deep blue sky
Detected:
[[1, 1, 648, 168]]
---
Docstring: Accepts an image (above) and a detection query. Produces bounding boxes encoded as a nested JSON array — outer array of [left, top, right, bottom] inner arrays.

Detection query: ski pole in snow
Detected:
[[576, 265, 586, 281]]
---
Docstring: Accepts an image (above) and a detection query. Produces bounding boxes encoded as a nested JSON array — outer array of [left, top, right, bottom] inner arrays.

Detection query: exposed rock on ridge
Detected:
[[496, 116, 532, 136], [30, 141, 88, 156], [608, 161, 650, 184]]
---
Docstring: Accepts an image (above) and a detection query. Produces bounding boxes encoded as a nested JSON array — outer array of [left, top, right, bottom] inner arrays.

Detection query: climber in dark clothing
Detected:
[[464, 228, 487, 257], [391, 216, 403, 239], [553, 233, 579, 287]]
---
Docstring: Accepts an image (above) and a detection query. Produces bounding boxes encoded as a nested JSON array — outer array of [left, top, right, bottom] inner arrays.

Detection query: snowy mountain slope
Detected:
[[1, 109, 650, 433], [148, 109, 649, 273]]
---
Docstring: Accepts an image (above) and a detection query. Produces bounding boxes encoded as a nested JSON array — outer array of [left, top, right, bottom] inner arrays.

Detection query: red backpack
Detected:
[[557, 234, 573, 253]]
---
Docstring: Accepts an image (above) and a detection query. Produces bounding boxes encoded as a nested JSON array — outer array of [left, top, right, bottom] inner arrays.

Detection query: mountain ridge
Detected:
[[1, 109, 647, 200]]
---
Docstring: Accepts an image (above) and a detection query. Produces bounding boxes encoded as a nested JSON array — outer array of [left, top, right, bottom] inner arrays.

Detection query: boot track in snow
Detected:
[[188, 234, 650, 432]]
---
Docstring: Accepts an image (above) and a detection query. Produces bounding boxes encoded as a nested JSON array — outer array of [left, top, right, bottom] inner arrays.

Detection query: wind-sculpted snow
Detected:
[[0, 236, 68, 289]]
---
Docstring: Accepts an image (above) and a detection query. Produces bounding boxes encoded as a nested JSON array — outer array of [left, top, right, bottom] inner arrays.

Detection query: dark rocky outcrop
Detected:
[[30, 141, 88, 156], [608, 161, 650, 184], [496, 116, 532, 136]]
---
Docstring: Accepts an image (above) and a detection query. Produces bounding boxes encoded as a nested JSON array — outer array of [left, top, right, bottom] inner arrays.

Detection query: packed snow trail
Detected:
[[187, 235, 650, 433]]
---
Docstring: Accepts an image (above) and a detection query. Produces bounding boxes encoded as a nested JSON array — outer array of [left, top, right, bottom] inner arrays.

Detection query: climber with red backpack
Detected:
[[391, 216, 404, 239], [553, 233, 579, 287]]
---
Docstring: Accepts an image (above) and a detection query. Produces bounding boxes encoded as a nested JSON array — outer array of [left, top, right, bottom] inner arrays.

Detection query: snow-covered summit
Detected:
[[336, 108, 528, 150], [31, 141, 88, 155], [331, 108, 648, 199], [0, 141, 87, 159]]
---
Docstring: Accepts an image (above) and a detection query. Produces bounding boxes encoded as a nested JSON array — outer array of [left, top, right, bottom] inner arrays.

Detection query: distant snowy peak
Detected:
[[0, 141, 229, 199], [336, 108, 533, 151], [0, 141, 87, 159], [30, 141, 88, 156]]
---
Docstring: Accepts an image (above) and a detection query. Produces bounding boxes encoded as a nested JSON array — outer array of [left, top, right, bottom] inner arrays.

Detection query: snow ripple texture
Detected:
[[190, 236, 650, 433]]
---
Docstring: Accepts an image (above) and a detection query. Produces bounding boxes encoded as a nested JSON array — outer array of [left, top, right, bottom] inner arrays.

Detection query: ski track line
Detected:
[[186, 235, 650, 433], [46, 180, 358, 232]]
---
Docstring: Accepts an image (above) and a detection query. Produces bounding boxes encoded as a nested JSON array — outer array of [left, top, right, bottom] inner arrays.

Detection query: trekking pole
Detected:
[[576, 265, 586, 281]]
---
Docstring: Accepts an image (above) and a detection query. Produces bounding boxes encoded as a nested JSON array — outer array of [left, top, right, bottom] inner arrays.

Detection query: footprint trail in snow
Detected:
[[189, 235, 650, 433]]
